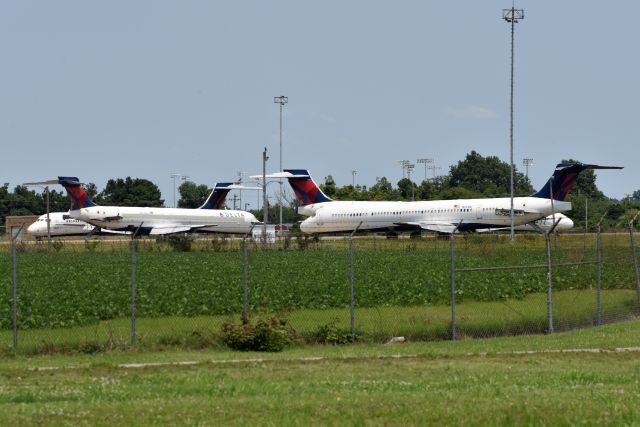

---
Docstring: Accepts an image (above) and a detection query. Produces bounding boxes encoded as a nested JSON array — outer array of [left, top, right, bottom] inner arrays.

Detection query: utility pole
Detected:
[[503, 6, 524, 241], [23, 180, 57, 250], [274, 95, 288, 238], [351, 170, 358, 189]]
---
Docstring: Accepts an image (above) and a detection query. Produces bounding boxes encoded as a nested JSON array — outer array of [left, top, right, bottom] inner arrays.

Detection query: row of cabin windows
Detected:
[[330, 208, 473, 218], [38, 218, 82, 223]]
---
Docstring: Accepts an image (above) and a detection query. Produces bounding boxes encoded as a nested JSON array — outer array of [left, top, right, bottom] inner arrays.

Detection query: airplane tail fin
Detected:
[[532, 163, 623, 201], [199, 182, 233, 209], [282, 169, 333, 206], [58, 176, 97, 210]]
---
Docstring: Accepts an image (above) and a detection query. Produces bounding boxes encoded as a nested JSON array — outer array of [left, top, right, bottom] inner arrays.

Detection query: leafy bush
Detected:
[[167, 234, 193, 252], [307, 319, 354, 345], [221, 314, 294, 352]]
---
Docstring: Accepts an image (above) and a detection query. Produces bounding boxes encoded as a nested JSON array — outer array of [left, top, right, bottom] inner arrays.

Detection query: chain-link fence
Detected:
[[2, 227, 640, 355]]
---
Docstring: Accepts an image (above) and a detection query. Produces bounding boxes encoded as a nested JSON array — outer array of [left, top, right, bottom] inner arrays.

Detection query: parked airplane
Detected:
[[57, 178, 259, 235], [258, 163, 620, 234], [27, 182, 240, 238]]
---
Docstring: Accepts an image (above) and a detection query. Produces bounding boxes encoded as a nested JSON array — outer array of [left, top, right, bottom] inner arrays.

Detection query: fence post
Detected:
[[241, 225, 256, 324], [595, 211, 608, 326], [349, 222, 362, 343], [545, 232, 554, 334], [11, 226, 23, 353], [130, 224, 143, 346], [450, 232, 456, 340], [629, 212, 640, 307], [596, 225, 602, 325]]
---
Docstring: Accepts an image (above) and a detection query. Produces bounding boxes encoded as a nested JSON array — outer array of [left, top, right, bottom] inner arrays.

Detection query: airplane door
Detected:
[[475, 206, 483, 220]]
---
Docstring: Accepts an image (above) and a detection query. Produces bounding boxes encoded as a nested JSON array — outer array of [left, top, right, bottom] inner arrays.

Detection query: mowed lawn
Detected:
[[1, 320, 640, 426]]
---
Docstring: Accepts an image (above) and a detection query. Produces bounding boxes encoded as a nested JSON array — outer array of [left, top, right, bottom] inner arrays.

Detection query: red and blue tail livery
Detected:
[[282, 169, 333, 206], [58, 176, 97, 210], [532, 163, 623, 201], [199, 182, 233, 209]]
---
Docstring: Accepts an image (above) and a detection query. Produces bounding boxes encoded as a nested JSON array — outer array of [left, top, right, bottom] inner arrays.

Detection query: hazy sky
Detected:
[[2, 1, 638, 208]]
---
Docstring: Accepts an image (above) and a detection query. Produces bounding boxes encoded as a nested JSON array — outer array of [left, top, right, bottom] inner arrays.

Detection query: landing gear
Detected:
[[409, 231, 422, 240], [385, 231, 398, 239]]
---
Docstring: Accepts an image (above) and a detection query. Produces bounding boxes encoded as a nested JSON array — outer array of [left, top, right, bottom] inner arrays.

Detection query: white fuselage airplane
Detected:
[[27, 212, 131, 237], [258, 163, 619, 234], [28, 212, 98, 237], [58, 177, 259, 236]]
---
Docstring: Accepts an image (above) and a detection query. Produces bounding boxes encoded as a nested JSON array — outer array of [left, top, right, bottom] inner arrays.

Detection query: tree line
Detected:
[[2, 151, 639, 232]]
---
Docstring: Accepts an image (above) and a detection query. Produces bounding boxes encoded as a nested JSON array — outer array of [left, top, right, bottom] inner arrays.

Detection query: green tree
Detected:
[[178, 181, 211, 208], [319, 175, 337, 198], [397, 178, 417, 200], [369, 177, 396, 200], [417, 180, 435, 200], [98, 177, 164, 207], [448, 151, 533, 196]]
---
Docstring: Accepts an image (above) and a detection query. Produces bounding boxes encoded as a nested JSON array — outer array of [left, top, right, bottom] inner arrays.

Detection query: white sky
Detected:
[[1, 1, 638, 207]]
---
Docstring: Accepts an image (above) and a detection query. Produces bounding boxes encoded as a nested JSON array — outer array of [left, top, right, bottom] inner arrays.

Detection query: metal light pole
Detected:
[[407, 163, 416, 201], [237, 171, 246, 209], [503, 6, 524, 241], [427, 164, 442, 180], [262, 147, 269, 242], [170, 173, 182, 208], [417, 158, 434, 181], [351, 170, 358, 189], [396, 160, 410, 179], [45, 186, 50, 249], [523, 158, 533, 179], [274, 95, 288, 238]]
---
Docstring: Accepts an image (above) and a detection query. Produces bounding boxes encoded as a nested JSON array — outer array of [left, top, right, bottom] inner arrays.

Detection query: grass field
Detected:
[[1, 320, 640, 425], [1, 289, 637, 355]]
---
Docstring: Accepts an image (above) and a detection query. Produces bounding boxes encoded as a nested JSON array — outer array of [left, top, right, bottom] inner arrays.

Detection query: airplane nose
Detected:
[[562, 217, 574, 230]]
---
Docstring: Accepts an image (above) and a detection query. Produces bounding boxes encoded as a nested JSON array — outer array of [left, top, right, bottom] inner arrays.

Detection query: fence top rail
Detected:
[[456, 260, 597, 273]]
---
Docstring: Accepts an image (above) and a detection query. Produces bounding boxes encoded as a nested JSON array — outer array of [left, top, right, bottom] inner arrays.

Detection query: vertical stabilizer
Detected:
[[199, 182, 233, 209], [58, 177, 97, 210], [282, 169, 333, 206], [532, 163, 622, 201]]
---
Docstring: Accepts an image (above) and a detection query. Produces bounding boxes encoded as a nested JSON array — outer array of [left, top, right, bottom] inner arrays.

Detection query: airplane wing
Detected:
[[397, 221, 460, 234], [148, 224, 218, 235], [96, 228, 131, 236]]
